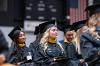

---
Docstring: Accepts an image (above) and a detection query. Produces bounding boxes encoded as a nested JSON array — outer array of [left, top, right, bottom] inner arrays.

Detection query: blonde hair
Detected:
[[73, 30, 81, 54], [87, 12, 100, 28], [88, 15, 97, 28], [40, 28, 50, 51], [87, 13, 100, 36], [40, 27, 65, 55]]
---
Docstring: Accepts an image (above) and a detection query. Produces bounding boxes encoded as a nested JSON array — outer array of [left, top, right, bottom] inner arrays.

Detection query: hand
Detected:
[[98, 51, 100, 56], [16, 61, 23, 66], [0, 54, 6, 65], [53, 58, 56, 62], [80, 59, 85, 64], [92, 31, 98, 37]]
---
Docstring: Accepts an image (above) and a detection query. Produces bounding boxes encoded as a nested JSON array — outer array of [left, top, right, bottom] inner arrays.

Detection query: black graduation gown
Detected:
[[80, 31, 100, 66], [0, 30, 9, 61], [29, 41, 41, 66], [34, 42, 67, 66], [8, 45, 33, 66], [63, 42, 83, 66], [29, 33, 43, 58]]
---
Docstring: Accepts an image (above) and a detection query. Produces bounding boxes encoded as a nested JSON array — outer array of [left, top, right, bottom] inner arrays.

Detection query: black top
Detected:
[[80, 31, 100, 63], [34, 42, 67, 66], [63, 42, 82, 60], [8, 45, 33, 66]]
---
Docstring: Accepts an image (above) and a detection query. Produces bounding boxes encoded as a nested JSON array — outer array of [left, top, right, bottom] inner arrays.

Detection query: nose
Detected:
[[55, 31, 57, 34], [55, 29, 58, 33], [22, 35, 26, 39]]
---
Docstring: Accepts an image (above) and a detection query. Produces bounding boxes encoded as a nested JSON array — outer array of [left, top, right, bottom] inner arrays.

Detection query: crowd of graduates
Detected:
[[1, 2, 100, 66]]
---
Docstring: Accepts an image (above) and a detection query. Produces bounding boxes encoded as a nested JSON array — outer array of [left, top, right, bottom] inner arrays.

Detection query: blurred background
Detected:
[[0, 0, 100, 47]]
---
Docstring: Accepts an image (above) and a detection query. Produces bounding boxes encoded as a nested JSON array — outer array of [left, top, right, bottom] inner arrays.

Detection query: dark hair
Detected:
[[14, 30, 25, 43]]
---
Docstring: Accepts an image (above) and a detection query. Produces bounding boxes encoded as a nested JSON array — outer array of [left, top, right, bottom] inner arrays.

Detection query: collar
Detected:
[[48, 38, 56, 44], [64, 40, 72, 44], [18, 43, 26, 48]]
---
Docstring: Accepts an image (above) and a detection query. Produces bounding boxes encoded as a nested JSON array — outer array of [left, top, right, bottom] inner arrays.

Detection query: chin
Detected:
[[67, 39, 73, 41], [51, 37, 56, 39]]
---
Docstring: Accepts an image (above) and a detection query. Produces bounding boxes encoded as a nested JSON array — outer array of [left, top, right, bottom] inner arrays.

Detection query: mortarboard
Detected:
[[8, 26, 21, 41], [39, 20, 56, 33], [71, 19, 87, 31], [63, 25, 73, 33], [57, 20, 69, 31], [85, 3, 100, 16], [34, 26, 40, 35]]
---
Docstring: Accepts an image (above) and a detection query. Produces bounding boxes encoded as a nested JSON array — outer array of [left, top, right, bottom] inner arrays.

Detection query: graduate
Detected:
[[80, 21, 100, 66], [34, 20, 67, 66], [8, 26, 34, 66], [61, 24, 87, 66]]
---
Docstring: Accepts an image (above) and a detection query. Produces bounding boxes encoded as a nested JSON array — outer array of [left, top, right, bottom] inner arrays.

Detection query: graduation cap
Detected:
[[63, 25, 73, 33], [34, 26, 40, 35], [8, 26, 21, 41], [39, 20, 56, 33], [57, 20, 69, 31], [71, 19, 87, 31], [85, 3, 100, 16]]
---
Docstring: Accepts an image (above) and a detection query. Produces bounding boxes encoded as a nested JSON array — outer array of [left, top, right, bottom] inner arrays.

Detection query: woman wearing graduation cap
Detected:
[[71, 16, 100, 66], [34, 20, 67, 66], [7, 26, 34, 66], [79, 16, 100, 66]]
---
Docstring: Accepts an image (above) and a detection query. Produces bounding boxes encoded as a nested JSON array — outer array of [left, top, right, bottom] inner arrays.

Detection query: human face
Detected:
[[49, 26, 58, 39], [65, 31, 74, 41], [18, 31, 26, 44]]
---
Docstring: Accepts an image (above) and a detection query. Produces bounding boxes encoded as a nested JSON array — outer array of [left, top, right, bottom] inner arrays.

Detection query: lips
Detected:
[[66, 38, 73, 40]]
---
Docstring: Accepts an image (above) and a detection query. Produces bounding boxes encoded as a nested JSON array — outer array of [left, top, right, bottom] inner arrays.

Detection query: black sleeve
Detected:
[[29, 44, 34, 54], [8, 55, 17, 63], [82, 32, 100, 47], [85, 48, 99, 62], [34, 45, 55, 65], [75, 53, 83, 59]]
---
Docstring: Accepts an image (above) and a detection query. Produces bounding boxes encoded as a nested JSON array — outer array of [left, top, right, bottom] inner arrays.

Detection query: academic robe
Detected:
[[63, 42, 84, 66], [8, 45, 34, 66], [80, 31, 100, 66], [34, 42, 67, 66]]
